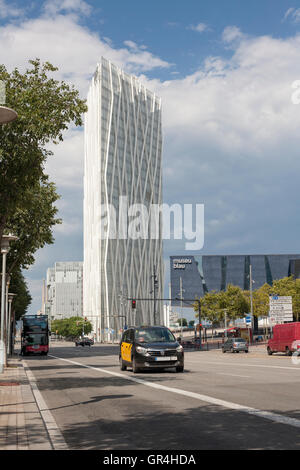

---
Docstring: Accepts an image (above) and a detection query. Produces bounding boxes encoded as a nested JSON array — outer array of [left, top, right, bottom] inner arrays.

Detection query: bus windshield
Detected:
[[24, 334, 48, 346], [23, 317, 48, 333]]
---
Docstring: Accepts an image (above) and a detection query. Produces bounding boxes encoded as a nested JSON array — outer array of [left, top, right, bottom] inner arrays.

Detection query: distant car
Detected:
[[75, 337, 94, 347], [222, 337, 249, 353]]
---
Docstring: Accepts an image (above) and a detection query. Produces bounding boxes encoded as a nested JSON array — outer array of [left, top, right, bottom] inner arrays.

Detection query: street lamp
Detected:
[[7, 293, 16, 356], [0, 234, 18, 373], [0, 106, 17, 124]]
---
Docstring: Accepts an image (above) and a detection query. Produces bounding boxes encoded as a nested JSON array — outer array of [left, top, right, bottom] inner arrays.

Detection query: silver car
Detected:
[[222, 337, 249, 353]]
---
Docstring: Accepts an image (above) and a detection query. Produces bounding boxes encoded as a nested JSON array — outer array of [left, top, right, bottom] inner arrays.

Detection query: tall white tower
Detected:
[[84, 58, 163, 342]]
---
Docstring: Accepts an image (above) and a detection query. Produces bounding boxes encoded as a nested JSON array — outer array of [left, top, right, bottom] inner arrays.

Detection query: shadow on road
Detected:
[[59, 404, 300, 450]]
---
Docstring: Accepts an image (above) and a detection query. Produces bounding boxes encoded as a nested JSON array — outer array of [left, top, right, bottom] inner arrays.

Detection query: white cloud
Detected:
[[222, 25, 244, 43], [3, 5, 300, 311], [188, 23, 211, 33], [43, 0, 92, 17], [283, 7, 300, 23], [0, 0, 23, 18], [0, 10, 171, 100]]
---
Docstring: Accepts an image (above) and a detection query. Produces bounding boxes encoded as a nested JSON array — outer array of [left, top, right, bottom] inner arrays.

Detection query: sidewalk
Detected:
[[0, 355, 53, 450]]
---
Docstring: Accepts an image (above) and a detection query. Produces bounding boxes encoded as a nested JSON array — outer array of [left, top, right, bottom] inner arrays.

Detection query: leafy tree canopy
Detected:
[[0, 59, 87, 272], [194, 284, 250, 323], [8, 269, 32, 321], [51, 317, 92, 339]]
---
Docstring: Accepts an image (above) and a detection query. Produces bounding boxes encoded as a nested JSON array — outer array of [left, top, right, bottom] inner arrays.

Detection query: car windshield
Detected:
[[135, 327, 175, 343], [234, 338, 246, 342]]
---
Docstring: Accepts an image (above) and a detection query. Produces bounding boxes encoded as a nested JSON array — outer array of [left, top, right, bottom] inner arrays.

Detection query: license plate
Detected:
[[155, 356, 177, 361]]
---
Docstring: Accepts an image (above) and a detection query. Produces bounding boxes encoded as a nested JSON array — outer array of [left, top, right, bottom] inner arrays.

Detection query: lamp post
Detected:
[[7, 293, 16, 356], [0, 106, 17, 124], [0, 234, 18, 373]]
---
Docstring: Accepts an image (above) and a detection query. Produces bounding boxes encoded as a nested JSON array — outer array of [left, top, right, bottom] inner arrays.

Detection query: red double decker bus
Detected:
[[21, 315, 50, 356]]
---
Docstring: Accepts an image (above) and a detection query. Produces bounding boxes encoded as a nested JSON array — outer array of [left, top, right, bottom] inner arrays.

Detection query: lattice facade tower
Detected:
[[84, 58, 163, 342]]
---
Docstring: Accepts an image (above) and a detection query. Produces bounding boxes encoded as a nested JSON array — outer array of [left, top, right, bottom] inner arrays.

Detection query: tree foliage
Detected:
[[194, 284, 250, 324], [177, 317, 187, 327], [0, 59, 87, 274], [193, 276, 300, 324], [8, 269, 32, 321], [51, 317, 92, 339]]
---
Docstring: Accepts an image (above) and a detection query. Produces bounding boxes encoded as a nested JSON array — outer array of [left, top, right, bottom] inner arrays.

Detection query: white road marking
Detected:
[[217, 373, 251, 378], [49, 355, 300, 430], [23, 361, 68, 450], [186, 359, 300, 371]]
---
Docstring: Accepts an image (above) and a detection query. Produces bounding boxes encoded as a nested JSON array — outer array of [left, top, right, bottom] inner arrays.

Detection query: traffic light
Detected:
[[132, 300, 136, 309]]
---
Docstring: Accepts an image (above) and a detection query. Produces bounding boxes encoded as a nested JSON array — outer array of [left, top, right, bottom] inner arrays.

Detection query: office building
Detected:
[[84, 58, 163, 341], [170, 254, 300, 306], [45, 262, 83, 320]]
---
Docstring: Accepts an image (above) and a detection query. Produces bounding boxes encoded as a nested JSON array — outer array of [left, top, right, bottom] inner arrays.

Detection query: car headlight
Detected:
[[136, 346, 148, 355], [176, 345, 183, 352]]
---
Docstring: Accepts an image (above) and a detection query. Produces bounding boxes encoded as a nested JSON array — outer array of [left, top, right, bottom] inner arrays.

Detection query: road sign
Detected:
[[269, 296, 293, 324]]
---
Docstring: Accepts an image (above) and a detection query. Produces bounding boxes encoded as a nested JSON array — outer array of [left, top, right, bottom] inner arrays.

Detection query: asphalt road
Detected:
[[23, 342, 300, 450]]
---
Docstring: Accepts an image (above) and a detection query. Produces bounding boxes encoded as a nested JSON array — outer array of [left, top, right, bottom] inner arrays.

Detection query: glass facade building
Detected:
[[170, 254, 300, 306], [84, 58, 163, 341], [46, 262, 83, 319]]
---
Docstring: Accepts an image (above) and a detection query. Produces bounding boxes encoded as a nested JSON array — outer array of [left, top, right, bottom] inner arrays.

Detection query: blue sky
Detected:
[[1, 0, 300, 314]]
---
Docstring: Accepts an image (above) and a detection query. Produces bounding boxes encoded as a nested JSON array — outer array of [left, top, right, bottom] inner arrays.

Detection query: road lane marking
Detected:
[[186, 359, 300, 371], [217, 373, 251, 378], [23, 361, 68, 450], [49, 355, 300, 430]]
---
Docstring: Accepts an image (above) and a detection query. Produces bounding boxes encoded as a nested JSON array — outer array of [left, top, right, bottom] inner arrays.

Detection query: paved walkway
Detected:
[[0, 355, 52, 450]]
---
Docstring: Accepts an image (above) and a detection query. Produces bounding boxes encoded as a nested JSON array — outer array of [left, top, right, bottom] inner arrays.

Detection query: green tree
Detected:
[[6, 177, 61, 272], [8, 269, 32, 321], [51, 317, 92, 339], [177, 318, 187, 327], [0, 59, 87, 271], [244, 283, 271, 318], [194, 284, 250, 324]]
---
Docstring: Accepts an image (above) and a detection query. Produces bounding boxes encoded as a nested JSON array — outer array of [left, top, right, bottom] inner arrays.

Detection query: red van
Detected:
[[267, 322, 300, 356]]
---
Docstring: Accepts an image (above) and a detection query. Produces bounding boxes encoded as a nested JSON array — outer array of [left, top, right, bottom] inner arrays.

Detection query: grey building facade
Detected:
[[170, 254, 300, 306], [46, 262, 83, 320]]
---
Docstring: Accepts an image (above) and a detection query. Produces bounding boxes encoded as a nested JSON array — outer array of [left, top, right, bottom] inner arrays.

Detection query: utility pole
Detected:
[[150, 265, 159, 325], [179, 277, 184, 337], [250, 264, 254, 344]]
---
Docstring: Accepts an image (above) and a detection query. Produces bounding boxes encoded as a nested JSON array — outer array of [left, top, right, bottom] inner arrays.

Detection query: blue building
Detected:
[[170, 254, 300, 307]]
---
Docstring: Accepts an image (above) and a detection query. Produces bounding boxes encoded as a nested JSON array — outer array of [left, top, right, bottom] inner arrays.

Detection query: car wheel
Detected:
[[286, 347, 292, 356], [132, 358, 140, 374], [267, 347, 272, 355], [119, 356, 127, 371], [245, 350, 248, 353], [176, 365, 184, 372]]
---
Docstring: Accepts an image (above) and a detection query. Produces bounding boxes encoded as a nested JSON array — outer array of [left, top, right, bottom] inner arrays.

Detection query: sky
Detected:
[[1, 0, 300, 314]]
